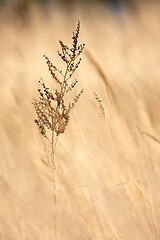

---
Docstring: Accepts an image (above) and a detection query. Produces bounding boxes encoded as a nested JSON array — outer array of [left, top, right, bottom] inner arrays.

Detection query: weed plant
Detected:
[[32, 21, 85, 239], [33, 20, 84, 161]]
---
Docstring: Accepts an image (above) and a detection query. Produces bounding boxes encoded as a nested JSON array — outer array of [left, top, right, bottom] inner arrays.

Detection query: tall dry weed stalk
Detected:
[[33, 20, 84, 161], [33, 21, 85, 239]]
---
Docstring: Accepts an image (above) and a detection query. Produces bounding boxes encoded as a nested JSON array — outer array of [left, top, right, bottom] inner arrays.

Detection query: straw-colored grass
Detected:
[[1, 2, 160, 239]]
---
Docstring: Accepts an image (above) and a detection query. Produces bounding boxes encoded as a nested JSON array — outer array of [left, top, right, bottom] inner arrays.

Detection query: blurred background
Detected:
[[0, 0, 158, 22], [1, 0, 160, 240]]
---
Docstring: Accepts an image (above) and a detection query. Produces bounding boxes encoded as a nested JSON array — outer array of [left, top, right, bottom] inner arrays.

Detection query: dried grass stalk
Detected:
[[84, 49, 116, 104], [32, 21, 85, 240], [33, 20, 84, 158]]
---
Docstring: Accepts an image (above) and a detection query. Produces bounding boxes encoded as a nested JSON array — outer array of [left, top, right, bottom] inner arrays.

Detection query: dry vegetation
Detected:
[[1, 2, 160, 240]]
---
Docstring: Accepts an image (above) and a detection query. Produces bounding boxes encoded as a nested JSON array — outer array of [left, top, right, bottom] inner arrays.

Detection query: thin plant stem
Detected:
[[33, 21, 84, 240]]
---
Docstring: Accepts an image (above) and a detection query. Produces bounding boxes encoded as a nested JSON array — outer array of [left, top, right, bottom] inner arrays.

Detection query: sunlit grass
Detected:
[[0, 2, 160, 239]]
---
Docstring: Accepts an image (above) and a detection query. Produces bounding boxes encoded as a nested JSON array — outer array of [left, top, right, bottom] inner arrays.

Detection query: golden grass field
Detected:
[[1, 2, 160, 239]]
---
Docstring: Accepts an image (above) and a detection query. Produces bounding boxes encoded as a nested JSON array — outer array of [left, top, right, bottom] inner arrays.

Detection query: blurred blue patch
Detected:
[[108, 0, 127, 29]]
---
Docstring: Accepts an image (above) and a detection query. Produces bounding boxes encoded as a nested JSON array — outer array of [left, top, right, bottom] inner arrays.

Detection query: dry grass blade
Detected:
[[142, 131, 160, 145], [84, 49, 116, 104]]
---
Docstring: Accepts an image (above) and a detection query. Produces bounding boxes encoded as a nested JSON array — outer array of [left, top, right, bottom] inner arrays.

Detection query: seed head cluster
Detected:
[[94, 92, 106, 117], [33, 21, 84, 139]]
